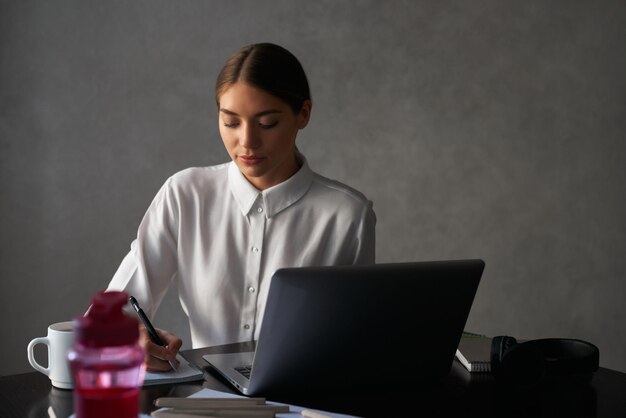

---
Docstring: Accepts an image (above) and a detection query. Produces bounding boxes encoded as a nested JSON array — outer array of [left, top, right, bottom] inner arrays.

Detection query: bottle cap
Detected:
[[74, 291, 139, 347]]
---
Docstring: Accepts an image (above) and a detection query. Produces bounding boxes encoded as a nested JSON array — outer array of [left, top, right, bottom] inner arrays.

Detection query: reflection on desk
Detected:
[[1, 342, 625, 418]]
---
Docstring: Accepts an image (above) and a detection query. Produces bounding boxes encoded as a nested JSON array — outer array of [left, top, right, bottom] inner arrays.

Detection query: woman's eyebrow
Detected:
[[219, 108, 283, 117]]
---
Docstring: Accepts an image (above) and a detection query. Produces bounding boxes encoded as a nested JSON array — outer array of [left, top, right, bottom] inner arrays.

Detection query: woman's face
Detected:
[[218, 82, 311, 191]]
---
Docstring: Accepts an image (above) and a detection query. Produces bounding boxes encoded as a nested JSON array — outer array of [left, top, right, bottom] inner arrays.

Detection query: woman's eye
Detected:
[[259, 121, 278, 129], [223, 121, 239, 128]]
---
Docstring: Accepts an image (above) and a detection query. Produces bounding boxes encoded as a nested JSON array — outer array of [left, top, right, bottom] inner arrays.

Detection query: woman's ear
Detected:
[[297, 100, 312, 129]]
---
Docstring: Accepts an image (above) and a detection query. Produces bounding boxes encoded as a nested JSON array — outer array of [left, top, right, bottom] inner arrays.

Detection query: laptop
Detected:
[[203, 259, 485, 396]]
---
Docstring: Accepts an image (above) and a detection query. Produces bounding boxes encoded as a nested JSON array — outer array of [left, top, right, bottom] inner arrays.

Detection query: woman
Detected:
[[107, 43, 376, 371]]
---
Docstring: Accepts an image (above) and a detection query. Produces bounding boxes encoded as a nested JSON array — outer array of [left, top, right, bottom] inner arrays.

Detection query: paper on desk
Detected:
[[152, 388, 362, 418], [143, 354, 204, 386]]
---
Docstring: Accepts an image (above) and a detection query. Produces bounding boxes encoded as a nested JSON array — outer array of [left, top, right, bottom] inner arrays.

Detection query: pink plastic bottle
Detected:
[[68, 291, 145, 418]]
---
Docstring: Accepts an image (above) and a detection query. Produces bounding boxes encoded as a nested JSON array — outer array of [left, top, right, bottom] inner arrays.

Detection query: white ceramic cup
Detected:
[[27, 321, 75, 389]]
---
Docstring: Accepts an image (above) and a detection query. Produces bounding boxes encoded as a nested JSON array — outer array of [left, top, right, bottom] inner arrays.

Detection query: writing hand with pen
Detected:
[[130, 296, 182, 372]]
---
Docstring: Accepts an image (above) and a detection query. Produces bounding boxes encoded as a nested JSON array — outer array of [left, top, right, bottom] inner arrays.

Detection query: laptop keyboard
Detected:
[[234, 365, 252, 379]]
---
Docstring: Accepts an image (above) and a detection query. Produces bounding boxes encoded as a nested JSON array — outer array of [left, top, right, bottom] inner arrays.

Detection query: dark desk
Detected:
[[3, 342, 626, 418]]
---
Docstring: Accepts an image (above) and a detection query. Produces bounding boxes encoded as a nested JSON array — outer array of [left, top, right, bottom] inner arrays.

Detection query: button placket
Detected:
[[241, 199, 266, 336]]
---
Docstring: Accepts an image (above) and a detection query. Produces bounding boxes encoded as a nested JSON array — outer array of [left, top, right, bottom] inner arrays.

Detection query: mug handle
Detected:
[[27, 337, 50, 376]]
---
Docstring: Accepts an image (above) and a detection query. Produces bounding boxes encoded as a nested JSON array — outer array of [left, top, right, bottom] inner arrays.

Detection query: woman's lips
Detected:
[[238, 155, 265, 165]]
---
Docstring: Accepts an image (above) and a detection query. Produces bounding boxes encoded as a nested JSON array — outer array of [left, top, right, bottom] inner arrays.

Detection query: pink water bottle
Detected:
[[68, 291, 145, 418]]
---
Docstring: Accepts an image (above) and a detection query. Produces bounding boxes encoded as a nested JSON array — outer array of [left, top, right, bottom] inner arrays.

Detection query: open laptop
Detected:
[[203, 259, 485, 396]]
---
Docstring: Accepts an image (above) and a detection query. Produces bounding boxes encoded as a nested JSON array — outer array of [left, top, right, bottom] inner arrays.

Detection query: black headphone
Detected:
[[490, 336, 599, 387]]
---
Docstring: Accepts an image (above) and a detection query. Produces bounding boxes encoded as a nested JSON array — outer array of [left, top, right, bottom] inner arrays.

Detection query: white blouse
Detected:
[[107, 154, 376, 348]]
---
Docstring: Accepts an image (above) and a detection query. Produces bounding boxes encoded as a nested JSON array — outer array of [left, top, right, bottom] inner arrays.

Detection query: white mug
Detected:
[[27, 321, 74, 389]]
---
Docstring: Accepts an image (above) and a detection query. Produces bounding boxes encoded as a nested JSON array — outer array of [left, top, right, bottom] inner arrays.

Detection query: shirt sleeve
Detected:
[[351, 200, 376, 265], [106, 177, 179, 320]]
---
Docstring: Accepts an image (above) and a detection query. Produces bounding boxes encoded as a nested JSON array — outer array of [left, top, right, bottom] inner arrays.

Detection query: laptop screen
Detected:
[[239, 259, 485, 395]]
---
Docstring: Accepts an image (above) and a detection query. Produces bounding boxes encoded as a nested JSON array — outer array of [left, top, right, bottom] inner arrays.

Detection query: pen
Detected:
[[129, 295, 178, 371]]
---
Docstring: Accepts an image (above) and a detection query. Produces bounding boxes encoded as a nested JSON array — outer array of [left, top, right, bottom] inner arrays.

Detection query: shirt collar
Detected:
[[228, 152, 314, 218]]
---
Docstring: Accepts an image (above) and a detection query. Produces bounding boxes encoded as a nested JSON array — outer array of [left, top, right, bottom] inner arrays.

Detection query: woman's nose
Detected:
[[239, 124, 260, 149]]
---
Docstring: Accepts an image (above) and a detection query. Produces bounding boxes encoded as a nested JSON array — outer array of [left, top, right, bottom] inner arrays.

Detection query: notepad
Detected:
[[455, 333, 492, 373], [143, 354, 204, 386]]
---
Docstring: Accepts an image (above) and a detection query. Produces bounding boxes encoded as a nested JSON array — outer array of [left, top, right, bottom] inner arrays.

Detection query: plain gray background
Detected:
[[1, 0, 625, 377]]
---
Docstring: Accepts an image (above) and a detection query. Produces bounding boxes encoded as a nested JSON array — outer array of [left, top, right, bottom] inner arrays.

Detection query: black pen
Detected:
[[129, 296, 178, 371]]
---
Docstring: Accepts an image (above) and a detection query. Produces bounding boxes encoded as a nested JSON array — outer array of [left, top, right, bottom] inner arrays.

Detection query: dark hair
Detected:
[[215, 43, 311, 113]]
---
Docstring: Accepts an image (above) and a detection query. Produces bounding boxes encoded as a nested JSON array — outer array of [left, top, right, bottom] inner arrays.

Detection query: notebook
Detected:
[[143, 354, 204, 386], [455, 333, 492, 372], [203, 259, 485, 396]]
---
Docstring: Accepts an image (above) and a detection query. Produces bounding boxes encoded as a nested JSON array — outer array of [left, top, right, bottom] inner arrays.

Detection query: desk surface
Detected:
[[2, 342, 626, 418]]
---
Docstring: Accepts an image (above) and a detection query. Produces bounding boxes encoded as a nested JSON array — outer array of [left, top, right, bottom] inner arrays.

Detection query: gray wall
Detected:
[[1, 0, 625, 376]]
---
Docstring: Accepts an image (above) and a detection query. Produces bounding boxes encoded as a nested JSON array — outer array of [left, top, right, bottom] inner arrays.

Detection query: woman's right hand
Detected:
[[138, 325, 182, 372]]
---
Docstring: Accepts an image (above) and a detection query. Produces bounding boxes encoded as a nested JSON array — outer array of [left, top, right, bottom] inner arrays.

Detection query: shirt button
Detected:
[[257, 207, 263, 213], [243, 324, 250, 330], [248, 287, 256, 293], [252, 247, 259, 253]]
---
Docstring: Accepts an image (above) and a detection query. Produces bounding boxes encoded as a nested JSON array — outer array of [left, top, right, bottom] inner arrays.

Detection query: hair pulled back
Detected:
[[216, 43, 311, 114]]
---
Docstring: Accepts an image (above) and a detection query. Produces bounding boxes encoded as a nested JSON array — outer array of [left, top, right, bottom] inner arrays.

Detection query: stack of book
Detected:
[[151, 389, 341, 418]]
